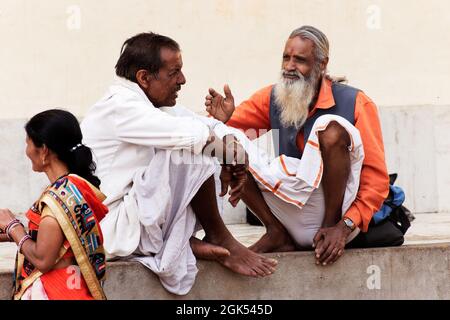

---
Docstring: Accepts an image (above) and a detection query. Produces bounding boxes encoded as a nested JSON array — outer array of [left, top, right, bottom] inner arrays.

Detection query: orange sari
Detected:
[[14, 174, 108, 300]]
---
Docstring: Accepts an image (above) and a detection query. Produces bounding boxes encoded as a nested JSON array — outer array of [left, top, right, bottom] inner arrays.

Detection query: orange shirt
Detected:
[[227, 78, 389, 232]]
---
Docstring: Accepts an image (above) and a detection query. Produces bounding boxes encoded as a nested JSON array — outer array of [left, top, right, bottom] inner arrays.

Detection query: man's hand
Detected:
[[220, 134, 248, 166], [219, 135, 249, 207], [312, 220, 352, 266], [219, 164, 247, 207], [219, 165, 233, 198], [205, 84, 235, 123], [227, 164, 248, 207]]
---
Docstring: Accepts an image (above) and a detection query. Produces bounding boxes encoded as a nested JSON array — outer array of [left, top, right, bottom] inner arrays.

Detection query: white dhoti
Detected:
[[100, 149, 222, 295], [230, 115, 365, 247]]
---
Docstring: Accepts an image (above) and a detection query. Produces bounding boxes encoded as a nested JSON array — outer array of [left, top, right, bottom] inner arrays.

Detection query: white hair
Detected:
[[274, 65, 322, 129]]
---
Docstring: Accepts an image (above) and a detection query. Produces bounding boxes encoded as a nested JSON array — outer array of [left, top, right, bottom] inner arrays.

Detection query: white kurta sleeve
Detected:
[[196, 116, 234, 140], [114, 102, 210, 154], [170, 105, 235, 140]]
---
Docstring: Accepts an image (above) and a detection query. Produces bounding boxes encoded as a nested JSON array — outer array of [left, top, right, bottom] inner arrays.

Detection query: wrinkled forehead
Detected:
[[283, 36, 316, 57], [160, 47, 183, 67]]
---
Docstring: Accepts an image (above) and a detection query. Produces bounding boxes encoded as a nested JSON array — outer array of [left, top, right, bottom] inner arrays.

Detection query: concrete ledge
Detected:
[[1, 243, 449, 300]]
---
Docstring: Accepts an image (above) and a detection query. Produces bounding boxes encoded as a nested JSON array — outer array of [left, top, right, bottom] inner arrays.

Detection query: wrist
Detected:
[[4, 219, 22, 240], [9, 224, 27, 243], [341, 217, 356, 235], [203, 130, 223, 159], [222, 134, 237, 144], [225, 113, 233, 123], [222, 135, 240, 165], [18, 234, 32, 254]]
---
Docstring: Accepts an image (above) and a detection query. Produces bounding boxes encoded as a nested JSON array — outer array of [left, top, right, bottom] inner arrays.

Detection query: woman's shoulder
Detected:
[[36, 176, 70, 210], [67, 174, 106, 202]]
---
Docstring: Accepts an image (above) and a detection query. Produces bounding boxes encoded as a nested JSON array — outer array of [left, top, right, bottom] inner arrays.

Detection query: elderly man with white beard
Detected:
[[205, 25, 390, 266]]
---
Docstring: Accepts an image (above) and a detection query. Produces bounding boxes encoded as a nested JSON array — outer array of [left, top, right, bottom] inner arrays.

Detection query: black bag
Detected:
[[384, 173, 415, 235], [348, 173, 414, 248]]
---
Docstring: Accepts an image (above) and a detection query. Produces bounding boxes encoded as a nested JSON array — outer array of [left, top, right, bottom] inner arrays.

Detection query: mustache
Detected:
[[282, 70, 304, 80]]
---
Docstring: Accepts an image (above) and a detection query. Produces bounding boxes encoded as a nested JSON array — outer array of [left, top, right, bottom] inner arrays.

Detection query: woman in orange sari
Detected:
[[0, 109, 107, 300]]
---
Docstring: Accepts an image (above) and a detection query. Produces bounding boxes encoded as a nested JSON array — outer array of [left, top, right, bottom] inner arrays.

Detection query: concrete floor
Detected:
[[1, 213, 450, 272]]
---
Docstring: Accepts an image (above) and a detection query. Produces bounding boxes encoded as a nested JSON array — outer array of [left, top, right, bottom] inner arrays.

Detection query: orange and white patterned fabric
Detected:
[[229, 114, 364, 244]]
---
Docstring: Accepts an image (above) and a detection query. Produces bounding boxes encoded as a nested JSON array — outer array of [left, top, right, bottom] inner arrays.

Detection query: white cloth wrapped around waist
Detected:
[[99, 149, 219, 295], [228, 114, 365, 242]]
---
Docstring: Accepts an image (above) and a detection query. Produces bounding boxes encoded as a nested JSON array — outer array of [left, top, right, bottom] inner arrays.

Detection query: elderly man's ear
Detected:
[[135, 69, 154, 89], [320, 57, 329, 74]]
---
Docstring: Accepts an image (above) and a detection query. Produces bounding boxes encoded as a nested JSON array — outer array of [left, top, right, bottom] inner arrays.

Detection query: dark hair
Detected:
[[115, 32, 180, 82], [25, 109, 101, 188]]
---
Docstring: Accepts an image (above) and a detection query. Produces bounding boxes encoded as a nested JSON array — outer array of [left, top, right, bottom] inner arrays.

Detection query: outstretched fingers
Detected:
[[209, 87, 221, 98], [223, 84, 234, 101]]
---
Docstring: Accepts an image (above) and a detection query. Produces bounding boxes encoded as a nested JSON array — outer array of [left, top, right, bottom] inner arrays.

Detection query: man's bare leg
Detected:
[[318, 121, 351, 227], [190, 175, 278, 277], [189, 237, 230, 260], [239, 172, 297, 253]]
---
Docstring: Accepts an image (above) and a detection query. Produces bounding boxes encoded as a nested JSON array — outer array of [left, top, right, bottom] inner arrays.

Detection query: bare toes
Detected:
[[258, 264, 273, 276], [264, 258, 278, 267]]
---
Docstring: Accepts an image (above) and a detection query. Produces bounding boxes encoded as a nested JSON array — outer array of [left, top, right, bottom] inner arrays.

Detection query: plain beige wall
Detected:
[[0, 0, 449, 119]]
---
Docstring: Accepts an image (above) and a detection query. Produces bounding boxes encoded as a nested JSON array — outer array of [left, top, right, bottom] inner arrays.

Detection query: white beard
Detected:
[[274, 69, 320, 130]]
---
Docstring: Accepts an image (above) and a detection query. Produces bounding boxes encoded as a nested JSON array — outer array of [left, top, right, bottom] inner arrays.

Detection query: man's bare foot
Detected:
[[190, 237, 230, 260], [249, 228, 296, 253], [205, 235, 278, 277]]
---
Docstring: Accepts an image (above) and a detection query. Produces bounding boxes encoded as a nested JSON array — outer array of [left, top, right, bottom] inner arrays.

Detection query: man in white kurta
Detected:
[[80, 32, 278, 295]]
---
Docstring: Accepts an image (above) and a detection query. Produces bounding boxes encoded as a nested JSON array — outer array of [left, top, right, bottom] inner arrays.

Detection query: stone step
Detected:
[[1, 243, 449, 299], [2, 213, 449, 272], [1, 213, 449, 299]]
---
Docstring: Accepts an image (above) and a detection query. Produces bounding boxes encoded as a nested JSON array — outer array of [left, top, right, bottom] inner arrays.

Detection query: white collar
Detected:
[[112, 76, 154, 106]]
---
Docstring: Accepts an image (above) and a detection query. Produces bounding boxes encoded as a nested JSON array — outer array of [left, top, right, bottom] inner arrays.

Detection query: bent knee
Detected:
[[318, 121, 350, 150], [291, 229, 316, 249]]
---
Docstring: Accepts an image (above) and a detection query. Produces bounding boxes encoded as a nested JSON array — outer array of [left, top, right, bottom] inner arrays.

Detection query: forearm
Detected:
[[8, 226, 56, 273], [117, 109, 211, 154], [321, 210, 341, 228], [0, 233, 11, 242]]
